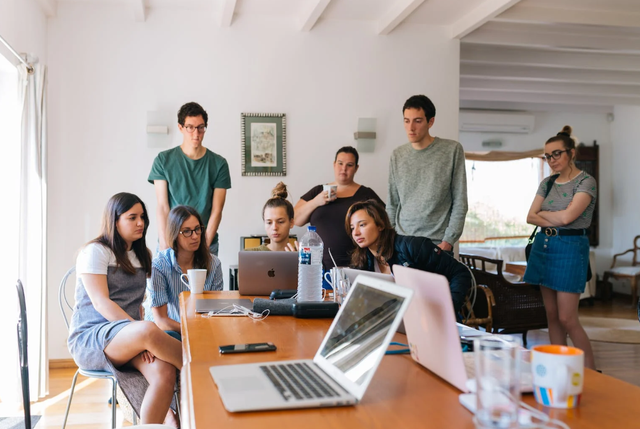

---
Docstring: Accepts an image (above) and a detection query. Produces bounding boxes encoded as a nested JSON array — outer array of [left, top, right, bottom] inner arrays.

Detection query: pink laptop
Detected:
[[393, 265, 533, 393]]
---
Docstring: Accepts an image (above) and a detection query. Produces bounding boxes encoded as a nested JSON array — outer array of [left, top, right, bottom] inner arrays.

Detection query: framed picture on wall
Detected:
[[241, 113, 286, 176]]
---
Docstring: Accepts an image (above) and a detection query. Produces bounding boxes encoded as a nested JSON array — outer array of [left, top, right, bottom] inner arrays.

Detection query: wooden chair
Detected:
[[603, 235, 640, 306], [459, 254, 548, 346]]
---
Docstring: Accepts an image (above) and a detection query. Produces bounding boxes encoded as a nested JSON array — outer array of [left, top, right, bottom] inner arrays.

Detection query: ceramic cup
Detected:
[[531, 345, 584, 409], [323, 268, 350, 304], [180, 268, 207, 294], [322, 184, 338, 202]]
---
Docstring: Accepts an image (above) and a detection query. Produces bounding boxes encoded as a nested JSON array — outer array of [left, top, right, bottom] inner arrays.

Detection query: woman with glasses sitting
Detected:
[[145, 205, 223, 340], [524, 125, 597, 369]]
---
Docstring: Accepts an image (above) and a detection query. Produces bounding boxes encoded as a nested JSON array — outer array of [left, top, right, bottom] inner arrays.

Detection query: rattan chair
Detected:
[[459, 254, 548, 346]]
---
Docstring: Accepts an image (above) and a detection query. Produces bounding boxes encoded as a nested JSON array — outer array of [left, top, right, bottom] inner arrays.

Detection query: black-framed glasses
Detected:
[[184, 125, 207, 133], [542, 149, 569, 161], [179, 226, 204, 237]]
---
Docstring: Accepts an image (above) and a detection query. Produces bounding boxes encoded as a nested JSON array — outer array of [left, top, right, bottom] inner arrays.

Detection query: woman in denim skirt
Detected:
[[524, 125, 597, 369]]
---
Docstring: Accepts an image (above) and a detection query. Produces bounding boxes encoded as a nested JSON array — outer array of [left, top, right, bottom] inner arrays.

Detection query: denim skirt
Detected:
[[523, 232, 589, 293]]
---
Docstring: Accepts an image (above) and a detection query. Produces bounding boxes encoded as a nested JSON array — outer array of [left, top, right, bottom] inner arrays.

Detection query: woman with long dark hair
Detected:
[[248, 182, 296, 251], [345, 199, 472, 316], [68, 193, 180, 426], [524, 126, 596, 369], [146, 205, 223, 337]]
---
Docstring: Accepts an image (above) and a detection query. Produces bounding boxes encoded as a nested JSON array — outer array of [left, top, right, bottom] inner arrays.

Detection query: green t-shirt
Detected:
[[148, 146, 231, 244]]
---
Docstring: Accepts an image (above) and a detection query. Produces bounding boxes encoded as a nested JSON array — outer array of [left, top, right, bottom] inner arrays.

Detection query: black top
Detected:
[[300, 185, 384, 269]]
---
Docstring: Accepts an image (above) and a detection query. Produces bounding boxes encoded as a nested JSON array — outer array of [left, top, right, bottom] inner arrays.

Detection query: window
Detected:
[[460, 157, 550, 247]]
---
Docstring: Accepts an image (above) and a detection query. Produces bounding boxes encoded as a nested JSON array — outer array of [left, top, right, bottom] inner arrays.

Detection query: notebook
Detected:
[[238, 251, 298, 296], [209, 275, 413, 412], [392, 265, 532, 393]]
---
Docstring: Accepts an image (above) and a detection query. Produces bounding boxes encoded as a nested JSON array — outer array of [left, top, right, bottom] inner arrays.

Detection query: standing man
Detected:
[[149, 102, 231, 255], [387, 94, 467, 253]]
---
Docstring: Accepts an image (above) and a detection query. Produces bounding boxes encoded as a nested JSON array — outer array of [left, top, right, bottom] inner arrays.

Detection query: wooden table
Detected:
[[505, 261, 528, 277], [179, 291, 640, 429]]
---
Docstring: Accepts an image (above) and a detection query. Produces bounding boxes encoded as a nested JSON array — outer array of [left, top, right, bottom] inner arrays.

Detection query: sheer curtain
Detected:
[[17, 59, 48, 400]]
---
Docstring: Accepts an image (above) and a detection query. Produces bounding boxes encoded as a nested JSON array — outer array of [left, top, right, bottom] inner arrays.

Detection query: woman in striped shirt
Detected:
[[146, 205, 223, 339]]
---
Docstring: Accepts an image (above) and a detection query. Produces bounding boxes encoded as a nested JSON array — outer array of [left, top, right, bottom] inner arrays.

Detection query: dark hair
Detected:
[[345, 200, 396, 269], [166, 206, 212, 271], [178, 102, 208, 126], [91, 192, 152, 276], [402, 95, 436, 121], [546, 125, 577, 174], [335, 146, 359, 166], [263, 182, 294, 220]]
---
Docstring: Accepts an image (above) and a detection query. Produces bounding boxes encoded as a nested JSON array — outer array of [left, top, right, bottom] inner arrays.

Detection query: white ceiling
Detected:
[[42, 0, 640, 113]]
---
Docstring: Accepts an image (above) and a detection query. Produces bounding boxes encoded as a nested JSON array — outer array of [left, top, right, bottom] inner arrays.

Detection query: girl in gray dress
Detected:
[[68, 193, 181, 426]]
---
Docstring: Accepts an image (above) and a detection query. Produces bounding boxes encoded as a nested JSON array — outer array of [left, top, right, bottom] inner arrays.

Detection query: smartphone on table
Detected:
[[219, 342, 277, 354]]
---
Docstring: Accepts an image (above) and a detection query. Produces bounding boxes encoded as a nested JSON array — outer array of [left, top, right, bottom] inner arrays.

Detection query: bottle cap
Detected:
[[307, 226, 316, 232]]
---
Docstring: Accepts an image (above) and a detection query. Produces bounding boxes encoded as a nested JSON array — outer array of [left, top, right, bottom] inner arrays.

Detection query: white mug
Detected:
[[180, 269, 207, 294], [531, 345, 584, 409], [322, 184, 338, 201], [323, 268, 350, 304]]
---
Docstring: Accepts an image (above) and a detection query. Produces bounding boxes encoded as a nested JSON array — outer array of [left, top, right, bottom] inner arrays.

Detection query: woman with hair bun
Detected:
[[524, 125, 597, 369], [248, 182, 297, 251]]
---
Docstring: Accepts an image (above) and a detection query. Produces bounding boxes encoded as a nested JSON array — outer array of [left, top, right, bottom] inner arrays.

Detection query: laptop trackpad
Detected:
[[218, 376, 267, 393]]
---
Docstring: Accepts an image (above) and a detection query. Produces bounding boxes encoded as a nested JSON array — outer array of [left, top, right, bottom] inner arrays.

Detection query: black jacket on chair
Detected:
[[363, 235, 472, 316]]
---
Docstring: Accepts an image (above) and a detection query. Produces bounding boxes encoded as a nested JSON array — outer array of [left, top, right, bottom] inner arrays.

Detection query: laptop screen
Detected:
[[319, 283, 404, 386]]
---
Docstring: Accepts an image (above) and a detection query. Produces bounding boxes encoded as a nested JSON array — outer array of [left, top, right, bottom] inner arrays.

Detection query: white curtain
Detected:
[[17, 59, 48, 400]]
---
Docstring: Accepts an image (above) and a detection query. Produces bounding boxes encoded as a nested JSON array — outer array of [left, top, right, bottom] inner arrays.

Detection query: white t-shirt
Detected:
[[76, 242, 142, 275]]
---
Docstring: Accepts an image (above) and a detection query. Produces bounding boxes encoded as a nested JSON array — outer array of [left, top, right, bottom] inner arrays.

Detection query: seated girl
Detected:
[[146, 205, 223, 339], [345, 199, 472, 316], [68, 193, 181, 426], [247, 182, 297, 251]]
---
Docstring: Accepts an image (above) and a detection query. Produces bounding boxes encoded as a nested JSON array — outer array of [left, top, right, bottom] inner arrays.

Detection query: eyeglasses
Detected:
[[542, 149, 569, 161], [183, 125, 207, 133], [179, 226, 204, 237]]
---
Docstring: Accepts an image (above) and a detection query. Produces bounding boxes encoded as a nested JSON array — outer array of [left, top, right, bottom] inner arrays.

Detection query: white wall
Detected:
[[0, 0, 47, 65], [460, 111, 614, 278], [46, 3, 461, 358]]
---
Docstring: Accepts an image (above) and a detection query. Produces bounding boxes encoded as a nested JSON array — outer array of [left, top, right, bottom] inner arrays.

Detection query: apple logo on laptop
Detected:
[[268, 269, 275, 278]]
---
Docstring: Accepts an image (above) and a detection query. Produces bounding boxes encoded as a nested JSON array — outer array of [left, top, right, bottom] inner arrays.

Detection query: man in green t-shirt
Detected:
[[148, 102, 231, 255]]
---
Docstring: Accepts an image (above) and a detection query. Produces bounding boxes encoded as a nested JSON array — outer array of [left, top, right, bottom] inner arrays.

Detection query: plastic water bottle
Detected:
[[297, 226, 323, 302]]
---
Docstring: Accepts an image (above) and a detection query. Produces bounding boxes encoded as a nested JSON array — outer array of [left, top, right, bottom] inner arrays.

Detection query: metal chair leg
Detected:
[[62, 370, 81, 429], [110, 377, 117, 429]]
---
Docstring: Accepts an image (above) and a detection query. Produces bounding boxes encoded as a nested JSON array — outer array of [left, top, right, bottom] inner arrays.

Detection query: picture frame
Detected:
[[241, 113, 286, 176]]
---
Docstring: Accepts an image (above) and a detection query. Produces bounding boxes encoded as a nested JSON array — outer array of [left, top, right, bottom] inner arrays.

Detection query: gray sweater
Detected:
[[387, 137, 468, 245]]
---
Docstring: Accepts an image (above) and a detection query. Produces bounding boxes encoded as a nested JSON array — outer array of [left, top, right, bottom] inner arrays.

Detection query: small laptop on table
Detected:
[[237, 251, 298, 296], [209, 275, 414, 412]]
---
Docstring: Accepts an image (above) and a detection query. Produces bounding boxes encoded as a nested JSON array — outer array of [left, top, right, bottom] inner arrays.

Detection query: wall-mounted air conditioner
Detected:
[[459, 110, 535, 134]]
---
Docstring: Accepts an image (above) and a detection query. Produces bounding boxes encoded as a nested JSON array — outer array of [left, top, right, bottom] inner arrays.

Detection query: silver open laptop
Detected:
[[392, 265, 532, 393], [209, 276, 413, 412], [238, 251, 298, 296]]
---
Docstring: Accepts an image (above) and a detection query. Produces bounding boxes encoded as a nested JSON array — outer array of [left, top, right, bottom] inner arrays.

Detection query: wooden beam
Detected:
[[35, 0, 56, 18], [132, 0, 146, 22], [299, 0, 332, 32], [450, 0, 521, 39], [460, 99, 614, 114], [377, 0, 425, 36], [460, 88, 640, 106], [461, 44, 640, 72], [219, 0, 237, 27], [495, 4, 640, 28], [461, 77, 640, 98]]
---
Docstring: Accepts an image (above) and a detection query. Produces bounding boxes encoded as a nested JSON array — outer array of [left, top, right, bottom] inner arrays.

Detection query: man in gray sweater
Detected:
[[387, 95, 468, 252]]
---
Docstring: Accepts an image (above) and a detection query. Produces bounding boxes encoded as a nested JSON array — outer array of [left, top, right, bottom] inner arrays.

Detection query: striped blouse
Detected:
[[144, 248, 223, 323]]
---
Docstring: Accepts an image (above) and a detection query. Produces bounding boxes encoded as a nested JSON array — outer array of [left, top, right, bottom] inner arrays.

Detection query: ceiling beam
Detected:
[[495, 4, 640, 28], [461, 45, 640, 72], [461, 63, 640, 86], [299, 0, 332, 32], [132, 0, 146, 22], [219, 0, 237, 27], [460, 99, 613, 114], [460, 88, 640, 106], [450, 0, 521, 39], [377, 0, 425, 36], [462, 21, 640, 54], [461, 77, 640, 98], [35, 0, 56, 18]]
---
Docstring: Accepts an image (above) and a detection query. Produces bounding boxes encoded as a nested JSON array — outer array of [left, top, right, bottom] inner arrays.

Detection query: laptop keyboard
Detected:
[[260, 362, 341, 401]]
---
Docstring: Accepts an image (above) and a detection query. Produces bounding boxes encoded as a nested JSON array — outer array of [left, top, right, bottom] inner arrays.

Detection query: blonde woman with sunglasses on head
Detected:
[[524, 125, 597, 369]]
